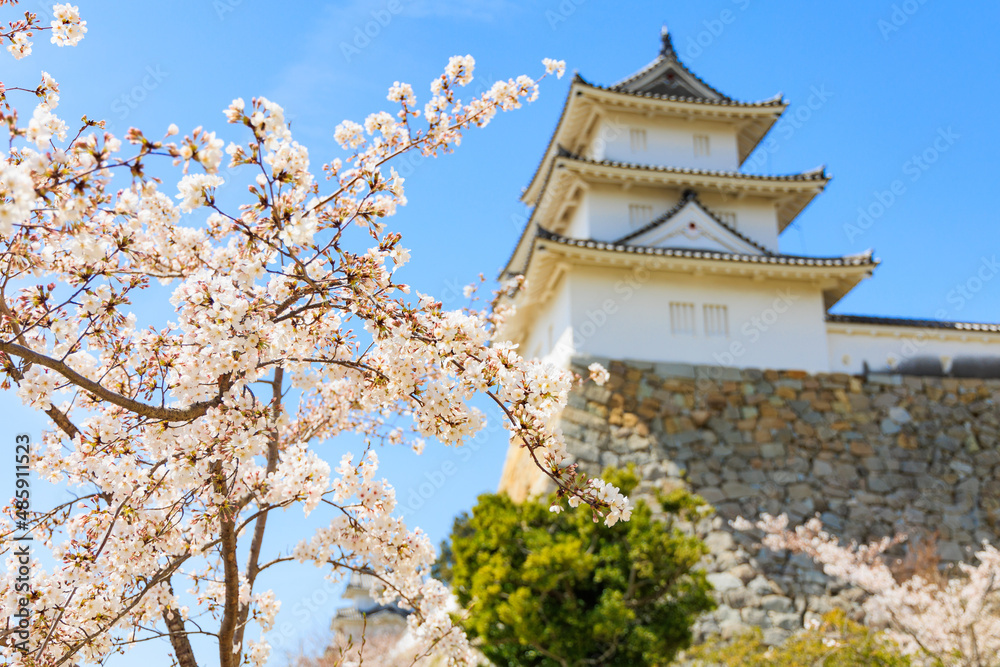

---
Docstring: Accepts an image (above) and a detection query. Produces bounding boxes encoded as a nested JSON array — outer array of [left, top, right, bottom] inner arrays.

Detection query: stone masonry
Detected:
[[498, 356, 1000, 642]]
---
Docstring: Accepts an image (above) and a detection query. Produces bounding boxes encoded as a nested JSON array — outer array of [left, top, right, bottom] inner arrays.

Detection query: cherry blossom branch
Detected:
[[0, 339, 229, 421]]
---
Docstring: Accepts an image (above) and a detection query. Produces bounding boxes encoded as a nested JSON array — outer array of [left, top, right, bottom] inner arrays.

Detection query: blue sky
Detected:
[[2, 0, 998, 664]]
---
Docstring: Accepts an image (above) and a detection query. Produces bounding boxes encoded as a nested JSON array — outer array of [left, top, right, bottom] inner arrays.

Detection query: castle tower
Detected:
[[499, 28, 878, 376], [497, 29, 1000, 504], [499, 28, 1000, 380]]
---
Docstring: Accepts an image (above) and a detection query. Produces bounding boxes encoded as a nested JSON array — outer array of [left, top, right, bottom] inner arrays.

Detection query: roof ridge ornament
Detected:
[[660, 25, 676, 58]]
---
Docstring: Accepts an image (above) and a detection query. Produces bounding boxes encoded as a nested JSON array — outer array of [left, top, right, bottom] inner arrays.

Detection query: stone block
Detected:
[[786, 483, 813, 500], [938, 541, 965, 562], [725, 587, 760, 609], [707, 572, 743, 592], [721, 482, 756, 500], [760, 443, 785, 459], [763, 627, 792, 646], [880, 419, 902, 435], [812, 460, 834, 477], [950, 460, 974, 476], [760, 595, 794, 613], [741, 607, 769, 626], [888, 406, 912, 423], [704, 531, 736, 555], [572, 443, 601, 462], [699, 487, 725, 504], [868, 373, 902, 386], [747, 576, 781, 597], [654, 361, 696, 378], [599, 451, 620, 468]]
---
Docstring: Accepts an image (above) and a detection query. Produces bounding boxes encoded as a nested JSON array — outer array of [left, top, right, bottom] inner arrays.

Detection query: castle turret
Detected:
[[499, 29, 877, 375], [497, 29, 1000, 502]]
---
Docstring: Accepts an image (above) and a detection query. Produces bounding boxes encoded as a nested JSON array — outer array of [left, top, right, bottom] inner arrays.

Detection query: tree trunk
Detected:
[[162, 581, 199, 667]]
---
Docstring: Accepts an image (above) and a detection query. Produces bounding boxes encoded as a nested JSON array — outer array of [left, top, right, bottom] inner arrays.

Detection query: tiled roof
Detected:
[[612, 29, 731, 101], [827, 314, 1000, 334], [333, 604, 410, 620], [614, 189, 774, 254], [578, 74, 784, 109], [555, 149, 828, 183], [535, 227, 875, 267]]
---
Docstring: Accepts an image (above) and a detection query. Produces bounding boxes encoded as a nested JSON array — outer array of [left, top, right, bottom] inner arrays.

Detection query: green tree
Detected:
[[686, 609, 914, 667], [435, 468, 715, 666]]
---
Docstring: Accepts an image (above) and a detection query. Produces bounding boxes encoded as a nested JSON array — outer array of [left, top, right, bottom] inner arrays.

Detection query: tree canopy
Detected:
[[0, 4, 636, 665], [436, 468, 715, 666]]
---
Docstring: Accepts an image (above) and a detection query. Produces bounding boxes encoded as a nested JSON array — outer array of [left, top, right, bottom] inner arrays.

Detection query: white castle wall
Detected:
[[576, 184, 781, 251], [827, 324, 1000, 376], [590, 113, 740, 172], [529, 267, 832, 373]]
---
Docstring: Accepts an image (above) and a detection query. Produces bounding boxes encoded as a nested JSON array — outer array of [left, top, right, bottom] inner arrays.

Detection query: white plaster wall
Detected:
[[826, 326, 1000, 375], [584, 183, 674, 241], [697, 193, 780, 251], [562, 194, 589, 238], [580, 185, 781, 251], [565, 266, 832, 372], [590, 113, 740, 172], [522, 275, 575, 369]]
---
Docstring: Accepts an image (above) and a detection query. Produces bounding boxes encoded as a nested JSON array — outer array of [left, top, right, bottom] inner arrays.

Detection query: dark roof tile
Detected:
[[827, 314, 1000, 334], [557, 151, 828, 183], [535, 227, 875, 267]]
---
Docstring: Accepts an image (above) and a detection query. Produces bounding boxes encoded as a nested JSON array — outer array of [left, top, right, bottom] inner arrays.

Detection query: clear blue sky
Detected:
[[2, 1, 998, 664]]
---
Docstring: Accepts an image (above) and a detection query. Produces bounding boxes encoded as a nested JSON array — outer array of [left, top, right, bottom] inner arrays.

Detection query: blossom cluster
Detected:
[[2, 3, 86, 60], [0, 10, 615, 666], [735, 514, 1000, 665]]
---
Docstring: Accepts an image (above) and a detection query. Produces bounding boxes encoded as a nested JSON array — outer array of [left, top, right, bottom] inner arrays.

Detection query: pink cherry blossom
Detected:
[[736, 514, 1000, 666], [0, 6, 630, 666]]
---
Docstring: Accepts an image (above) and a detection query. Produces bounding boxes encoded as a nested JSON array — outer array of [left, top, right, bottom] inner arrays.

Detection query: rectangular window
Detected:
[[716, 211, 737, 228], [670, 302, 696, 336], [704, 304, 729, 338], [693, 134, 710, 157], [628, 204, 653, 230], [629, 128, 647, 152]]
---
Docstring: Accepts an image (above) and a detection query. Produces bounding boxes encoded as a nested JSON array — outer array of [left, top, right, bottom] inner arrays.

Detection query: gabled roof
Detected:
[[502, 153, 827, 281], [514, 227, 877, 310], [613, 28, 732, 100], [581, 74, 784, 109], [615, 189, 774, 254]]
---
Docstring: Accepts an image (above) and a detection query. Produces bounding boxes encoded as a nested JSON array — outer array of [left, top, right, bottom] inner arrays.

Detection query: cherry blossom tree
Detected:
[[735, 514, 1000, 667], [0, 4, 632, 666]]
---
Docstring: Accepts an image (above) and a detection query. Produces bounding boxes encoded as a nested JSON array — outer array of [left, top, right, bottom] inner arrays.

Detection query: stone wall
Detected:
[[498, 357, 1000, 642]]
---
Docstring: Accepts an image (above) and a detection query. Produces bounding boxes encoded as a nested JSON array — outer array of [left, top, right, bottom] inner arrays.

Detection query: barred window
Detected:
[[628, 203, 654, 229], [693, 134, 710, 157], [703, 304, 729, 338], [629, 127, 647, 152], [716, 210, 737, 228], [670, 302, 696, 336]]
